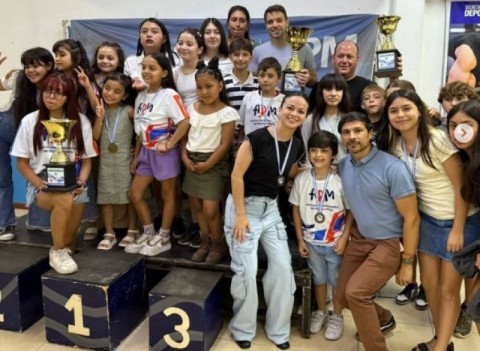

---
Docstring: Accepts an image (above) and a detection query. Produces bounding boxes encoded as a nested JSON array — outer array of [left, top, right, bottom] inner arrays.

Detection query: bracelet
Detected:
[[401, 256, 414, 265]]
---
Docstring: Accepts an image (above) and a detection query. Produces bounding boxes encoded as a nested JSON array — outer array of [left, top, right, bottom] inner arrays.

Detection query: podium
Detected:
[[42, 250, 147, 350]]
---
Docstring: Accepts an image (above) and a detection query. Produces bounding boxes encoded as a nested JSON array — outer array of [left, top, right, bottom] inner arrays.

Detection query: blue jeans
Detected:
[[0, 110, 16, 229], [306, 242, 342, 286], [224, 194, 296, 344]]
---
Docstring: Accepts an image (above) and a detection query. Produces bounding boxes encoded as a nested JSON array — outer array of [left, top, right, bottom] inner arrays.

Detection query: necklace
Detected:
[[401, 139, 420, 179], [273, 127, 293, 187]]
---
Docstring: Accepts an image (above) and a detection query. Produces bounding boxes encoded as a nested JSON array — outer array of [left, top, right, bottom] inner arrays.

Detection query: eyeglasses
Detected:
[[42, 90, 65, 99]]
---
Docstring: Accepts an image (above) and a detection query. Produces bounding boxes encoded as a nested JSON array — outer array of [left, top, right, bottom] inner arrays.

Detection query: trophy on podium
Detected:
[[281, 26, 313, 94], [41, 120, 79, 191], [374, 16, 402, 78]]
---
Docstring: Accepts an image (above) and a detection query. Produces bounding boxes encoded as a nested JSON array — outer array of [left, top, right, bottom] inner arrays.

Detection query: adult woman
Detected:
[[226, 5, 256, 47], [381, 89, 478, 351], [200, 18, 232, 76], [225, 93, 308, 350]]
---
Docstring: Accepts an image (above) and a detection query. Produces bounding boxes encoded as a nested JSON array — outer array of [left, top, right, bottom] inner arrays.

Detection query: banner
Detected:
[[70, 14, 378, 80], [446, 1, 480, 88]]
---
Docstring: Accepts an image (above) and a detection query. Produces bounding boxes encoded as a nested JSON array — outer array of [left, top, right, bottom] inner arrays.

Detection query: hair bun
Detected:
[[207, 56, 219, 70]]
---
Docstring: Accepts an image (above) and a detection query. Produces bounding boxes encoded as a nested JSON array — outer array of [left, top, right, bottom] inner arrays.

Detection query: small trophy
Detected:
[[281, 26, 313, 94], [374, 16, 402, 78], [41, 120, 79, 192]]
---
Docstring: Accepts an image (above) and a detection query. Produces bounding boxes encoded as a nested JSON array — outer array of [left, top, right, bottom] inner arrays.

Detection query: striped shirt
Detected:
[[223, 71, 259, 110]]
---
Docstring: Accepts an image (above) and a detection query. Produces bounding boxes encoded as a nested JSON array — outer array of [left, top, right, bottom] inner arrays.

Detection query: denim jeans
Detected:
[[224, 194, 296, 344], [0, 110, 16, 229]]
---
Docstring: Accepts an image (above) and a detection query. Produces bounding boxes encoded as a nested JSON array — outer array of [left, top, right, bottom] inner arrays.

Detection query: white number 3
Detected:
[[163, 306, 190, 349]]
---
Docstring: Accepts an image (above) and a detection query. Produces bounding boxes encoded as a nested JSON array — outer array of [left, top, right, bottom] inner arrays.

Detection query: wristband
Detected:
[[401, 256, 414, 265]]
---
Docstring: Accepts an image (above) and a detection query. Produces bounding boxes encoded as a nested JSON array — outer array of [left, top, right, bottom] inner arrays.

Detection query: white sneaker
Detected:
[[310, 310, 328, 334], [124, 233, 153, 254], [139, 232, 172, 256], [49, 248, 78, 274], [0, 226, 15, 241], [324, 313, 344, 340]]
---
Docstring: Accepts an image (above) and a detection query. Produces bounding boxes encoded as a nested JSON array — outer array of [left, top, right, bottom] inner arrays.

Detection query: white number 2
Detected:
[[64, 294, 90, 336], [163, 306, 190, 349]]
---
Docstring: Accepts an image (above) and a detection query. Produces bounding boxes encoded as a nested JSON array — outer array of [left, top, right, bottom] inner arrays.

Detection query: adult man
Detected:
[[250, 4, 317, 88], [336, 112, 419, 351]]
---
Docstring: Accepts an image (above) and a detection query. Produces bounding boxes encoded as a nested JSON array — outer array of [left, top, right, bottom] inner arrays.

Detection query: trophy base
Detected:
[[374, 49, 402, 78], [43, 183, 81, 193], [281, 70, 304, 95], [43, 162, 78, 192]]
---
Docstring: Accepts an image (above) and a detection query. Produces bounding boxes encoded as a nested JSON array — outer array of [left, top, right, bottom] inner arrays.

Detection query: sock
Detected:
[[159, 228, 170, 237], [143, 224, 155, 235]]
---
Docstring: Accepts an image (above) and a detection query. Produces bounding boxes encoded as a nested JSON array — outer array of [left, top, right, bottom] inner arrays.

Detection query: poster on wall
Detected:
[[447, 1, 480, 90]]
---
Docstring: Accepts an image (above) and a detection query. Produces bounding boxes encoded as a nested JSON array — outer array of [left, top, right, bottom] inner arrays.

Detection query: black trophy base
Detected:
[[281, 70, 304, 95], [375, 49, 402, 78], [43, 183, 80, 193], [43, 162, 78, 192]]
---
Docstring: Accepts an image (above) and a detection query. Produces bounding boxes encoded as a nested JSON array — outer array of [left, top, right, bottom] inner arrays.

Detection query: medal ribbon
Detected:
[[105, 107, 120, 145], [273, 127, 293, 181], [401, 139, 419, 179], [311, 169, 331, 217]]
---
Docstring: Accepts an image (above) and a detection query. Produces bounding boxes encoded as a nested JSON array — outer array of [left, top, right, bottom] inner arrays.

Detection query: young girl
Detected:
[[10, 73, 97, 274], [200, 18, 232, 76], [91, 42, 125, 87], [125, 18, 179, 91], [226, 5, 256, 47], [125, 53, 189, 256], [182, 58, 238, 264], [382, 89, 478, 351], [92, 73, 138, 250], [301, 73, 352, 163]]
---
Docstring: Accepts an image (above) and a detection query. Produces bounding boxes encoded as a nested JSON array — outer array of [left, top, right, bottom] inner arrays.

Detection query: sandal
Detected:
[[97, 233, 117, 250], [83, 227, 98, 241], [118, 230, 138, 248], [412, 343, 430, 351]]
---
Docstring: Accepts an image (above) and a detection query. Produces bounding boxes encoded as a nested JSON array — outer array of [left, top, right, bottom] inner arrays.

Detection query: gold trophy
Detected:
[[281, 26, 313, 94], [41, 120, 79, 191], [374, 15, 402, 78]]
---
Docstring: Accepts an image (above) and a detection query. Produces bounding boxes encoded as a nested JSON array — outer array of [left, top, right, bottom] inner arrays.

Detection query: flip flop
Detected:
[[83, 227, 98, 241], [118, 230, 138, 248], [412, 343, 430, 351], [97, 233, 117, 250]]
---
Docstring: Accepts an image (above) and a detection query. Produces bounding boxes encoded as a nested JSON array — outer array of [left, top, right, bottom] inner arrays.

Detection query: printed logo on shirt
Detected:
[[143, 121, 175, 149], [303, 211, 345, 244], [309, 187, 335, 202], [137, 102, 154, 116], [253, 104, 277, 118]]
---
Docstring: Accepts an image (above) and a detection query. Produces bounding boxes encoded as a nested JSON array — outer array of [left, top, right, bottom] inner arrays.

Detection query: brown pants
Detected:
[[336, 227, 401, 351]]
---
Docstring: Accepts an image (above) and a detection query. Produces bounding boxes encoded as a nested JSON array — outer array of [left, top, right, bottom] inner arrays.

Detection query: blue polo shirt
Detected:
[[339, 146, 415, 240]]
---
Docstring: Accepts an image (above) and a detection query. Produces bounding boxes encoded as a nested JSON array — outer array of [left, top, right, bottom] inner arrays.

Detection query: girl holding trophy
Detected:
[[11, 73, 97, 275]]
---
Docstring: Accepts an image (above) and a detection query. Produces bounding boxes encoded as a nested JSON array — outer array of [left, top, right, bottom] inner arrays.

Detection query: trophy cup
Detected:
[[41, 120, 79, 191], [281, 26, 313, 94], [374, 16, 402, 78]]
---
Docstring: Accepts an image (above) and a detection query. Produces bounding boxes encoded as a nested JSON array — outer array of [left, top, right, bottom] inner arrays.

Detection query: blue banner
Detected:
[[450, 1, 480, 24], [70, 14, 378, 80]]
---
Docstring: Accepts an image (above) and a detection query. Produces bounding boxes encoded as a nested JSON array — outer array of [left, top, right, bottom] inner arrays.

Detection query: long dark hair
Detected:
[[379, 89, 436, 169], [195, 57, 229, 105], [136, 18, 178, 67], [447, 100, 480, 204], [91, 41, 125, 75], [227, 5, 251, 41], [33, 73, 84, 155], [12, 47, 55, 127], [311, 73, 352, 135], [146, 53, 177, 91], [200, 18, 229, 58]]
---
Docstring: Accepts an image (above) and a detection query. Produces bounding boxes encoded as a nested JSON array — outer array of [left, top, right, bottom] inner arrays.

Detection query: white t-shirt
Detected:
[[239, 90, 284, 136], [10, 111, 97, 174], [134, 88, 189, 149], [392, 128, 477, 219], [186, 104, 239, 153], [173, 67, 197, 108], [289, 169, 347, 246]]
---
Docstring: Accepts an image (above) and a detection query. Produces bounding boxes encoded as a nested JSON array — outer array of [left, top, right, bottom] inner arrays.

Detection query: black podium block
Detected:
[[149, 268, 223, 351], [0, 245, 50, 331], [42, 250, 147, 350]]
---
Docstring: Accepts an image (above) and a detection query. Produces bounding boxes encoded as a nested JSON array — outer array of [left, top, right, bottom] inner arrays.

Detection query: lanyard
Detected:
[[105, 107, 120, 144], [260, 91, 275, 118], [140, 88, 162, 116], [311, 169, 331, 223], [273, 127, 293, 186], [401, 139, 419, 179]]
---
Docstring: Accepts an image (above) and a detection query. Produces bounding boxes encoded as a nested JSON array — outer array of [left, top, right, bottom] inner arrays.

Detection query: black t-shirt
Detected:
[[308, 75, 372, 113], [243, 127, 304, 199]]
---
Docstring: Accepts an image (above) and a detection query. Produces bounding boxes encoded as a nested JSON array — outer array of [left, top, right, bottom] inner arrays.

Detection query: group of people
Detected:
[[0, 3, 479, 351]]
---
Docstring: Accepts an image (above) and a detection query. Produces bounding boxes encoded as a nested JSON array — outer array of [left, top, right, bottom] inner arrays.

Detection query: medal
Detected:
[[277, 176, 285, 186], [315, 212, 325, 223], [108, 143, 118, 153], [273, 127, 293, 188]]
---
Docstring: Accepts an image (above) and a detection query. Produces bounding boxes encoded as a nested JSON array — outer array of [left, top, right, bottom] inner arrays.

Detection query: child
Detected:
[[289, 130, 351, 340], [91, 42, 125, 87], [93, 73, 138, 250], [125, 53, 189, 256], [238, 57, 283, 141], [182, 58, 238, 264], [10, 73, 97, 274], [360, 83, 386, 136], [438, 81, 477, 115], [223, 38, 259, 111], [301, 73, 352, 163], [200, 18, 232, 76], [125, 18, 179, 91]]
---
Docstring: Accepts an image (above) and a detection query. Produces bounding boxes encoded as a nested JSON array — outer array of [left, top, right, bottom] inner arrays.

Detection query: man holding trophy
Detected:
[[10, 73, 97, 275]]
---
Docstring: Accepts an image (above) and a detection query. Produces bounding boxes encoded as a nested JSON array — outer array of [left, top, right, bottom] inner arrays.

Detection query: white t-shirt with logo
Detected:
[[239, 90, 284, 136]]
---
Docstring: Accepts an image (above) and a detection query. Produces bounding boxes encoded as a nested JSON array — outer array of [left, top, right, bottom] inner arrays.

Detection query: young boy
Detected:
[[238, 56, 284, 141], [361, 83, 386, 135], [223, 38, 259, 111], [438, 80, 477, 114], [289, 131, 351, 341]]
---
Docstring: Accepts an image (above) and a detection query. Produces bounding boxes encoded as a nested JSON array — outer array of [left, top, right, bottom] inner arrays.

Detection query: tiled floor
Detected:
[[1, 211, 478, 350]]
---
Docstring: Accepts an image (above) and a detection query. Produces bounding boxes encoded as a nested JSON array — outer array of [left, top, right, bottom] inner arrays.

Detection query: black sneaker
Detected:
[[178, 223, 200, 246], [453, 304, 472, 338], [188, 231, 202, 248], [415, 285, 428, 310], [355, 315, 396, 341], [171, 217, 186, 239], [395, 283, 418, 305], [0, 226, 15, 241]]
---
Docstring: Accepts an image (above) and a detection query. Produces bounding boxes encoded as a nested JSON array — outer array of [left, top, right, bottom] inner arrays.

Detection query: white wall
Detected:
[[0, 0, 447, 106]]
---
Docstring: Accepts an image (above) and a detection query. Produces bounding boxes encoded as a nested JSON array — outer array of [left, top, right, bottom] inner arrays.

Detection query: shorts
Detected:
[[135, 146, 180, 181], [306, 241, 342, 286], [418, 211, 480, 261], [26, 182, 89, 207]]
